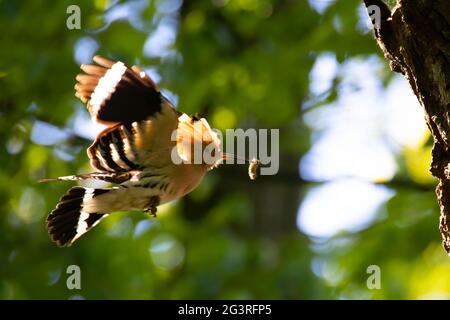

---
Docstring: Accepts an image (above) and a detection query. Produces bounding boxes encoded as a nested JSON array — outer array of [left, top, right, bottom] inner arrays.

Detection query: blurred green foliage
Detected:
[[0, 0, 446, 300]]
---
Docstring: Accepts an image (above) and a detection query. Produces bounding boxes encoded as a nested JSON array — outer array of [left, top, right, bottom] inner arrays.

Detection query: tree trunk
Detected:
[[363, 0, 450, 253]]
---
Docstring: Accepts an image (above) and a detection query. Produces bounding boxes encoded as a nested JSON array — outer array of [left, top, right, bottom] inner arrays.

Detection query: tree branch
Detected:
[[363, 0, 450, 253]]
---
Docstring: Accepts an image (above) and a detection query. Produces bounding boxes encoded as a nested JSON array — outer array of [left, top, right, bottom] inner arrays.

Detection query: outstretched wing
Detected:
[[87, 100, 180, 172], [75, 56, 181, 173], [75, 55, 163, 126]]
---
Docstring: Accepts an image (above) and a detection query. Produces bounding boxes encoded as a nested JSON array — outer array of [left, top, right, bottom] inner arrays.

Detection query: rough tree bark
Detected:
[[363, 0, 450, 253]]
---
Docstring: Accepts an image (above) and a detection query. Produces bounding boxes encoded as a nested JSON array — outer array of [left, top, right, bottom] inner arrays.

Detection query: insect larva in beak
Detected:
[[248, 158, 261, 180]]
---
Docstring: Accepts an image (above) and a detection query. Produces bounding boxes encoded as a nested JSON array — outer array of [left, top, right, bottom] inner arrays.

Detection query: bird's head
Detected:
[[174, 113, 223, 170], [174, 113, 261, 177]]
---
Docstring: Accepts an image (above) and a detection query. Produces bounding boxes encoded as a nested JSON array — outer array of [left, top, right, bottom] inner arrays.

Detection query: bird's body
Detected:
[[44, 56, 222, 246]]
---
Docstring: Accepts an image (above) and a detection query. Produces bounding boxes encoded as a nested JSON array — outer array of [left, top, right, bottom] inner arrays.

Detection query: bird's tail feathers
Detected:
[[47, 186, 111, 246]]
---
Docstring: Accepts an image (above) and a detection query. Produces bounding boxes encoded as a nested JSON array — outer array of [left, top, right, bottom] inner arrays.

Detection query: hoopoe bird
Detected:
[[43, 56, 260, 247]]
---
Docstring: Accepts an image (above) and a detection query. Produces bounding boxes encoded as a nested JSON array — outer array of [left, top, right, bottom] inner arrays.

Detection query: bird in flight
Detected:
[[42, 56, 260, 247]]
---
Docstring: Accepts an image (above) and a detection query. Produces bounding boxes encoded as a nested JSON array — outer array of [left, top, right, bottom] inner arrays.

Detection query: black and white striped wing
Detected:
[[75, 55, 180, 173], [87, 104, 179, 172], [75, 55, 163, 126]]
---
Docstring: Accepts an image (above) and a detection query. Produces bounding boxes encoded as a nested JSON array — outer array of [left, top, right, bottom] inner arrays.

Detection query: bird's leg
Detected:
[[144, 195, 160, 218]]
